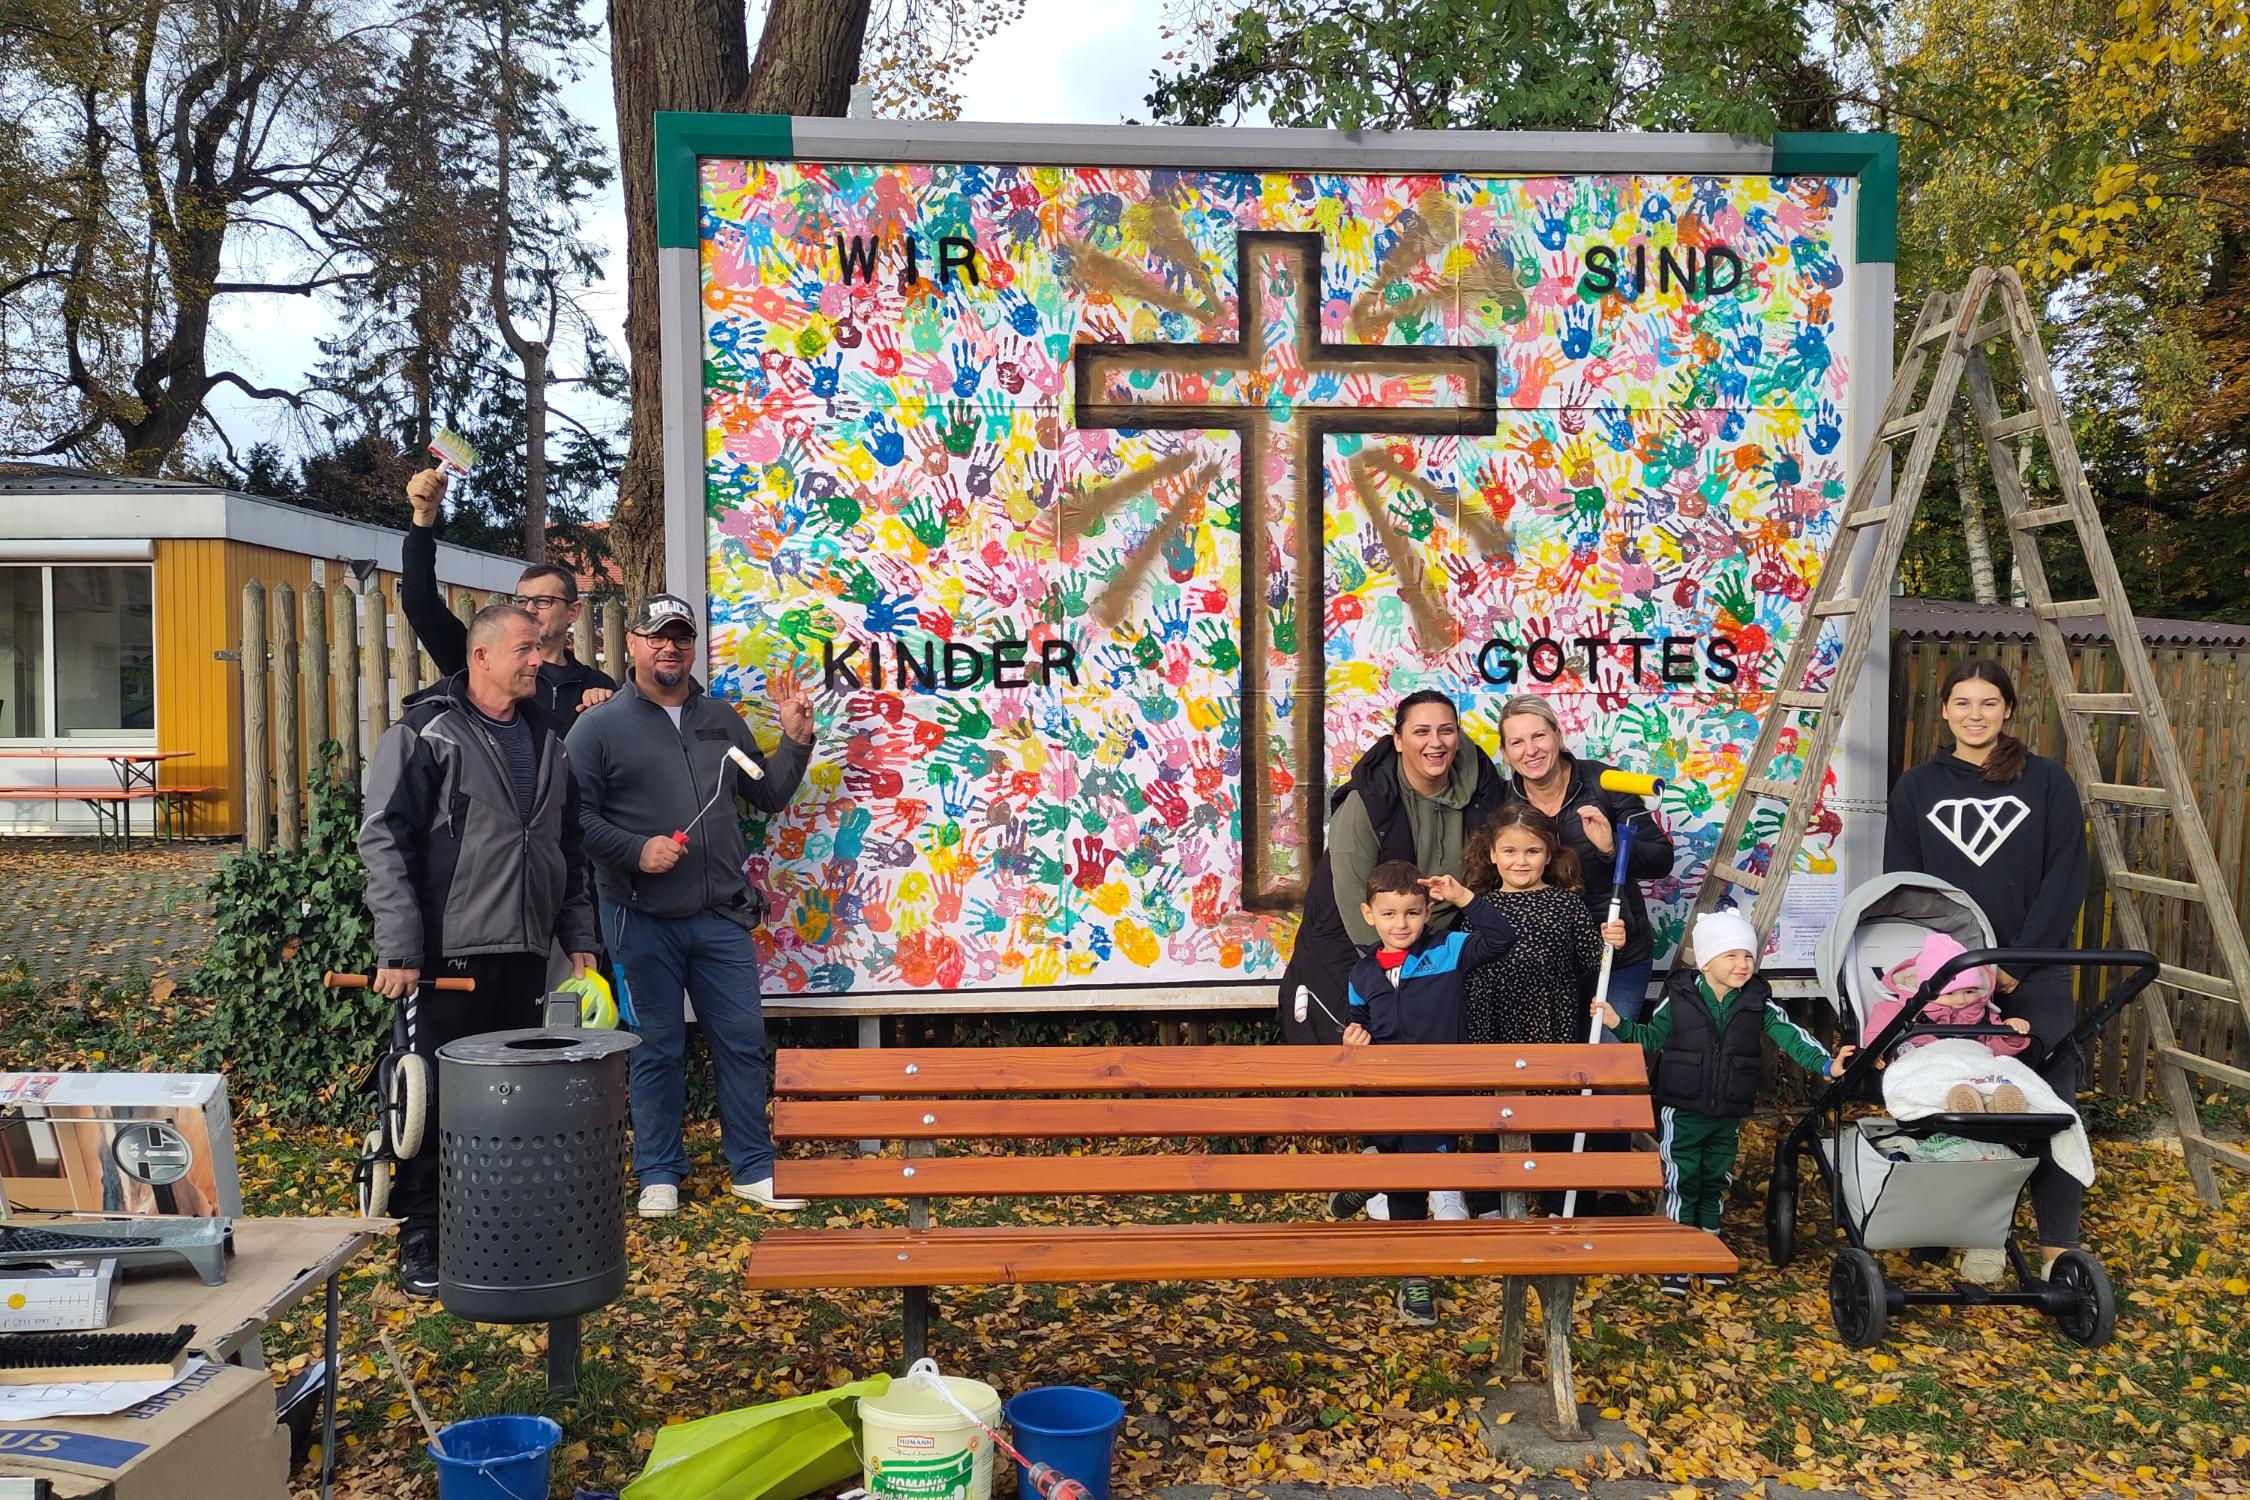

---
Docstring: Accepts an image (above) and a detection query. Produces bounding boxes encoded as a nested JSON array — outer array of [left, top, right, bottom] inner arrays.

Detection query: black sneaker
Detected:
[[1328, 1189, 1373, 1220], [398, 1226, 439, 1300], [1395, 1278, 1437, 1325], [1702, 1272, 1733, 1289], [1658, 1274, 1693, 1299]]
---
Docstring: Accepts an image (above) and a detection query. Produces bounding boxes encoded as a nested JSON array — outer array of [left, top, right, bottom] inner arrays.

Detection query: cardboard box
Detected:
[[0, 1359, 288, 1499]]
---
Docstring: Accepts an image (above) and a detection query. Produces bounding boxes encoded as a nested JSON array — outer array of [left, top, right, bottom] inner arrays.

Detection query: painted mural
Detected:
[[698, 162, 1856, 995]]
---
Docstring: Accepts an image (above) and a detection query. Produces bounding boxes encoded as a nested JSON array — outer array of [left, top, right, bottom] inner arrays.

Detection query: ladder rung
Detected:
[[1841, 505, 1894, 530], [2062, 693, 2138, 714], [1910, 316, 1956, 349], [1965, 317, 2008, 345], [1715, 866, 1767, 893], [2036, 599, 2107, 620], [1776, 690, 1829, 710], [1987, 411, 2045, 441], [1809, 598, 1860, 618], [2109, 870, 2203, 900], [1877, 411, 1931, 443], [2183, 1133, 2250, 1178], [2088, 782, 2171, 808], [2011, 504, 2076, 530], [1743, 778, 1797, 800], [2160, 1048, 2250, 1094], [2157, 964, 2240, 1001]]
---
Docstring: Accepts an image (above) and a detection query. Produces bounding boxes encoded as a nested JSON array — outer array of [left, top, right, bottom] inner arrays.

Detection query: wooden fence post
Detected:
[[363, 585, 392, 742], [601, 601, 625, 684], [241, 582, 270, 852], [572, 606, 594, 670], [331, 582, 359, 785], [394, 592, 421, 704], [272, 582, 301, 853], [303, 583, 328, 763]]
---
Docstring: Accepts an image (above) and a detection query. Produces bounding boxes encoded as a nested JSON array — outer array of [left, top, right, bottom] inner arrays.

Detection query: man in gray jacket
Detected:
[[360, 604, 600, 1296], [565, 594, 814, 1218]]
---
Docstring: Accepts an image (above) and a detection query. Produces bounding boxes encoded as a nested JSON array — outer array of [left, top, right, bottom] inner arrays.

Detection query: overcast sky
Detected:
[[201, 0, 1184, 476]]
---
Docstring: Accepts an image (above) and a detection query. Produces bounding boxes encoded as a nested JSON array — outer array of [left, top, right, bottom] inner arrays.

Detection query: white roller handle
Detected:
[[727, 745, 765, 781]]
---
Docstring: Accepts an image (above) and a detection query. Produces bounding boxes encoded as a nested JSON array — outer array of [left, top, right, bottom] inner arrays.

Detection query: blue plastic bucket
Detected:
[[430, 1414, 562, 1500], [1003, 1386, 1124, 1500]]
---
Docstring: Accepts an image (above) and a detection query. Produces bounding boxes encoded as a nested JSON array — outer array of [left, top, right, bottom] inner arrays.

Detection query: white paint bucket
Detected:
[[857, 1373, 1000, 1500]]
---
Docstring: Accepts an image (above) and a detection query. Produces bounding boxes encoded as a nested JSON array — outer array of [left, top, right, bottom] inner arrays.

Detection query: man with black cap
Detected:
[[566, 594, 815, 1218]]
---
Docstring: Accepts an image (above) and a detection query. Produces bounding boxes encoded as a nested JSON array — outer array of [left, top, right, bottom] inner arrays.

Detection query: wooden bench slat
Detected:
[[773, 1094, 1654, 1140], [776, 1151, 1659, 1197], [776, 1044, 1654, 1095], [0, 787, 156, 801], [741, 1218, 1737, 1288]]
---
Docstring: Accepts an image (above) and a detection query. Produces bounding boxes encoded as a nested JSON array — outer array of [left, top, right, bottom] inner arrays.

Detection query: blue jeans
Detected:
[[1600, 959, 1656, 1041], [604, 900, 773, 1187]]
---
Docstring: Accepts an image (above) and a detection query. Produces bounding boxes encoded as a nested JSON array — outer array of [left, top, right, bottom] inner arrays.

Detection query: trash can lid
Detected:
[[437, 1027, 641, 1066]]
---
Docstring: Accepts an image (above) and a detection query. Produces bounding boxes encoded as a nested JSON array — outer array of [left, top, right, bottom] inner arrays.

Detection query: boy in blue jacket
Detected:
[[1340, 859, 1517, 1324]]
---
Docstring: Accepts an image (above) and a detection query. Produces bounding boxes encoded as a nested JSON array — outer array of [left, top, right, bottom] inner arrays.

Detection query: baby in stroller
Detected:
[[1863, 931, 2036, 1116]]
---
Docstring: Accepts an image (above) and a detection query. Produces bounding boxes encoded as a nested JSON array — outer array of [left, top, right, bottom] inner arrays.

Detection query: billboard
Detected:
[[656, 119, 1898, 1003]]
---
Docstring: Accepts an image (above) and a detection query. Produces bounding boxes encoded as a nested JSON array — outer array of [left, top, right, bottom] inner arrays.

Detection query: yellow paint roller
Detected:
[[1597, 768, 1665, 797]]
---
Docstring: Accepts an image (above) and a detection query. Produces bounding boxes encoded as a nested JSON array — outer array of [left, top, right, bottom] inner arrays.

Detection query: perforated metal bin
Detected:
[[436, 1028, 639, 1324]]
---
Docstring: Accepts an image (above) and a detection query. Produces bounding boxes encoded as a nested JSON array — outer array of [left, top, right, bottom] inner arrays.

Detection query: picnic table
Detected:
[[0, 747, 201, 847]]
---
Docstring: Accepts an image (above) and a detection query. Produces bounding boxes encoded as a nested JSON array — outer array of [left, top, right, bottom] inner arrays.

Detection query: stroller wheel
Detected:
[[378, 1051, 431, 1160], [1766, 1185, 1796, 1268], [2046, 1250, 2116, 1348], [354, 1128, 392, 1219], [1829, 1248, 1889, 1348]]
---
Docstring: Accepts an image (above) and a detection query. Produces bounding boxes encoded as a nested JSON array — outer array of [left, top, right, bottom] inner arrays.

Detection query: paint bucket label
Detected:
[[868, 1450, 976, 1499]]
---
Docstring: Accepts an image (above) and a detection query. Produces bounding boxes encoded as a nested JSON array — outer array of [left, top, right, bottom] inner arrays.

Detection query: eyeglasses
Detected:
[[639, 632, 695, 651], [512, 593, 572, 611]]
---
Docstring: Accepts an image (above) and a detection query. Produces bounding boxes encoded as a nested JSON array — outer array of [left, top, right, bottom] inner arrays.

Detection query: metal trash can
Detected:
[[436, 1028, 639, 1324]]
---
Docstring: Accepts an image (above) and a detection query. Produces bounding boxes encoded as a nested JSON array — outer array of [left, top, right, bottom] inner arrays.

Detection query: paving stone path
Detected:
[[0, 838, 228, 988]]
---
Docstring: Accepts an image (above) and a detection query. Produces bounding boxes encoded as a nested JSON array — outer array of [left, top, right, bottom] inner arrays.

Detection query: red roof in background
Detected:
[[572, 520, 624, 597]]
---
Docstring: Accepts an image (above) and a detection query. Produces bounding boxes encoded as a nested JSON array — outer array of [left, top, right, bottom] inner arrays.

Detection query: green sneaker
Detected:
[[1395, 1277, 1437, 1325]]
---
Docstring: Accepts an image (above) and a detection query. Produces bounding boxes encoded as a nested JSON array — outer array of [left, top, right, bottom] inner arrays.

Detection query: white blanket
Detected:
[[1879, 1039, 2095, 1187]]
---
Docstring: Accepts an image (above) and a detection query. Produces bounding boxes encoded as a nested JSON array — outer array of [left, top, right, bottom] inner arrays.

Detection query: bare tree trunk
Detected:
[[2010, 441, 2032, 606], [491, 0, 551, 563], [606, 0, 871, 600], [1955, 414, 1999, 605], [522, 342, 550, 560]]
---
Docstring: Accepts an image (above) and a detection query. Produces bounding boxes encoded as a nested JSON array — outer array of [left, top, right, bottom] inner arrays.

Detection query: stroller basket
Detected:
[[1822, 1119, 2037, 1252]]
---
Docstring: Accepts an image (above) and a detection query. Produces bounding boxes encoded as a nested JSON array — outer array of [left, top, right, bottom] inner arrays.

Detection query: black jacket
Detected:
[[358, 674, 597, 968], [1649, 969, 1771, 1118], [400, 522, 616, 719], [1509, 754, 1675, 968], [564, 678, 811, 926], [1276, 737, 1510, 1043]]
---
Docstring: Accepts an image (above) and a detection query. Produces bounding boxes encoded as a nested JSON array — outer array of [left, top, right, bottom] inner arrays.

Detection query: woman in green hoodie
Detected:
[[1276, 691, 1511, 1044]]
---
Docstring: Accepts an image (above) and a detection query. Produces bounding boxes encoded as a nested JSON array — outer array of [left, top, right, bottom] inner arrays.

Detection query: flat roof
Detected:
[[0, 464, 526, 591]]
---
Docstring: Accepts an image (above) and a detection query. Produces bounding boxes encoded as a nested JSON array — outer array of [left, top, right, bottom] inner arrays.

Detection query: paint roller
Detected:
[[1292, 985, 1349, 1033], [1558, 768, 1661, 1218], [1597, 768, 1664, 798], [672, 746, 766, 847]]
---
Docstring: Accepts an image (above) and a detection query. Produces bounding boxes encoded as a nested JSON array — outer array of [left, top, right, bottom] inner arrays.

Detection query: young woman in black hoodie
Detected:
[[1885, 658, 2088, 1274]]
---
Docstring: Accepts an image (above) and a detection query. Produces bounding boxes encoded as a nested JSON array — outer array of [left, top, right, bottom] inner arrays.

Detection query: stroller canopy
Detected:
[[1815, 872, 1997, 1037]]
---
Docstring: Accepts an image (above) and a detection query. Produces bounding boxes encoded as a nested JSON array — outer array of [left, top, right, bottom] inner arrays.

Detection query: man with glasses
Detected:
[[400, 466, 617, 717], [566, 594, 815, 1218]]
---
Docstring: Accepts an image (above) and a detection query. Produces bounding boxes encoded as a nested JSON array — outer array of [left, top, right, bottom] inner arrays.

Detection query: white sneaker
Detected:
[[637, 1183, 680, 1218], [730, 1175, 809, 1211], [1957, 1247, 2008, 1285], [1366, 1193, 1390, 1221], [1431, 1190, 1470, 1221]]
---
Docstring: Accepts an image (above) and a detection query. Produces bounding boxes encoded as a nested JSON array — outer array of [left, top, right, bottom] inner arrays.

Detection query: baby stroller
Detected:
[[1764, 873, 2155, 1349]]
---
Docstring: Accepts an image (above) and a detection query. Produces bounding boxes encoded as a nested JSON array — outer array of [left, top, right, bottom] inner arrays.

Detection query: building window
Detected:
[[0, 564, 155, 740]]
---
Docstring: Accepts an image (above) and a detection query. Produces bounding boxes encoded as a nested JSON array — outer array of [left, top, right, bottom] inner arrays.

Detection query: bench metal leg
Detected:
[[902, 1287, 928, 1364], [1537, 1275, 1586, 1441], [547, 1316, 581, 1398], [858, 1016, 882, 1156]]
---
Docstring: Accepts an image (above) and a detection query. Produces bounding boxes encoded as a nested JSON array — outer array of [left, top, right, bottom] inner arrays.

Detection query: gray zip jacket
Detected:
[[564, 677, 811, 923], [359, 674, 598, 967]]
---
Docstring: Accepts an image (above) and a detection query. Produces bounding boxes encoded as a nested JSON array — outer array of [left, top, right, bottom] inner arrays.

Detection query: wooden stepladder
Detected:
[[1688, 266, 2250, 1203]]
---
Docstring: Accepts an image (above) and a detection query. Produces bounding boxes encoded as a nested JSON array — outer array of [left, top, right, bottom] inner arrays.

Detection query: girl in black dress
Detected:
[[1460, 805, 1624, 1214], [1462, 804, 1624, 1045]]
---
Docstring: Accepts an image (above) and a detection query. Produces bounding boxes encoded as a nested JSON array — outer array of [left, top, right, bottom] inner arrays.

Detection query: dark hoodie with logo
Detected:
[[1276, 736, 1510, 1043], [1885, 748, 2086, 964]]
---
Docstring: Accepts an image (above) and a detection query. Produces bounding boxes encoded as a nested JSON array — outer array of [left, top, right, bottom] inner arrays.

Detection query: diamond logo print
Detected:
[[1927, 795, 2031, 867]]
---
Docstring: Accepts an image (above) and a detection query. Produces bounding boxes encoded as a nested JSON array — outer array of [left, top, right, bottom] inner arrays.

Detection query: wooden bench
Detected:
[[0, 786, 156, 851], [745, 1044, 1734, 1438]]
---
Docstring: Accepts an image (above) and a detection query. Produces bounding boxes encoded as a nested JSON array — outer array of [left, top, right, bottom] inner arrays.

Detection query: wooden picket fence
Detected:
[[1891, 633, 2250, 1101], [238, 579, 626, 852]]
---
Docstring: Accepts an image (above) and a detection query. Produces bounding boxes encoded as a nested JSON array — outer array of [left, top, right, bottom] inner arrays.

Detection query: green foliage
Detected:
[[199, 744, 386, 1123], [1147, 0, 1864, 134]]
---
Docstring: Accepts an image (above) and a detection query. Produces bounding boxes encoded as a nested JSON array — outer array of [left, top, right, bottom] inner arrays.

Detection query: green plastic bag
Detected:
[[623, 1375, 891, 1500]]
